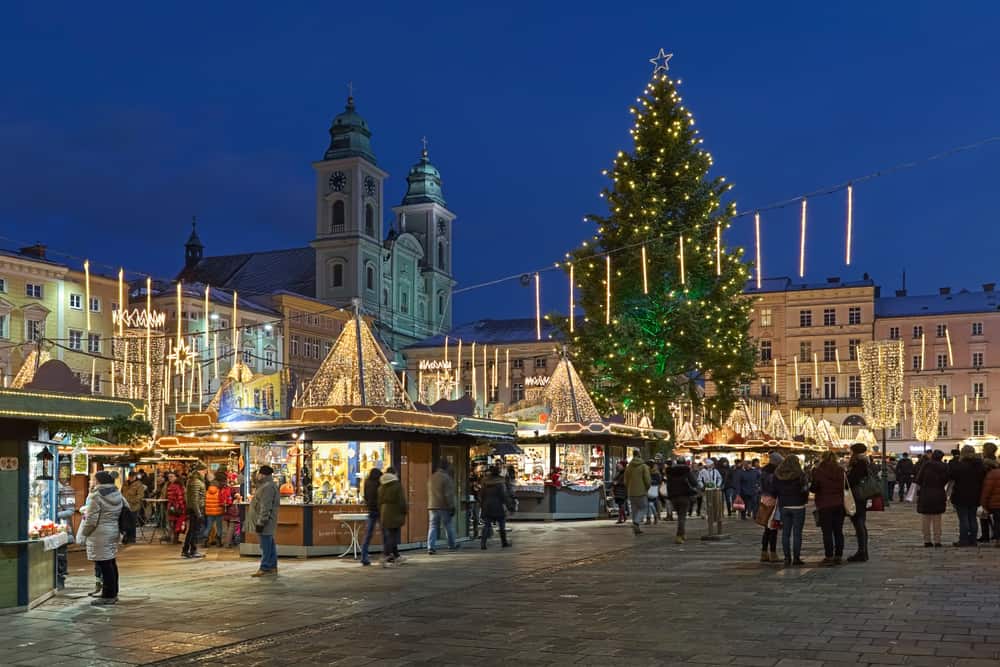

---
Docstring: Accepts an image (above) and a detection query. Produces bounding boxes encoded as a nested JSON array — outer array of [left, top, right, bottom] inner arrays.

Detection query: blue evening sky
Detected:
[[2, 2, 998, 324]]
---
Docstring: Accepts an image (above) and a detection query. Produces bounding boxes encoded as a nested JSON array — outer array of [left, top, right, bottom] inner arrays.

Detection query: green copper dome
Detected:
[[401, 147, 445, 206], [324, 97, 377, 164]]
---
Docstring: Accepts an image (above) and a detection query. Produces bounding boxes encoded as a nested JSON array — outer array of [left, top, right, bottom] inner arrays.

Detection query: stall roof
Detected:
[[0, 388, 144, 423]]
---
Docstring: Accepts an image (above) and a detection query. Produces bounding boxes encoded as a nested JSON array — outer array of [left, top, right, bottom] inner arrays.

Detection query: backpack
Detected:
[[118, 501, 135, 534]]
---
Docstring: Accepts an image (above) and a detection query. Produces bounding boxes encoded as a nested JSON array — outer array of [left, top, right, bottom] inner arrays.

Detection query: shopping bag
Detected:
[[869, 495, 885, 512], [843, 481, 857, 517], [647, 485, 658, 500], [754, 495, 776, 527], [733, 495, 745, 511], [905, 483, 917, 503]]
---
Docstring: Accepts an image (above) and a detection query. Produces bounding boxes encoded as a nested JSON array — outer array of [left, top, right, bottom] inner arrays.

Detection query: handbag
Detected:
[[647, 485, 659, 500], [658, 481, 668, 497], [843, 479, 857, 517], [755, 495, 776, 527], [868, 495, 885, 511], [905, 483, 918, 503], [855, 466, 882, 500], [733, 495, 745, 511]]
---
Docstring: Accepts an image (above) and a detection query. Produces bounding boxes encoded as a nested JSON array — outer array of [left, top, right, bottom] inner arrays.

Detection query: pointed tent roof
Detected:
[[542, 356, 601, 427], [298, 307, 412, 409], [676, 420, 697, 443], [12, 349, 51, 389], [765, 410, 790, 440]]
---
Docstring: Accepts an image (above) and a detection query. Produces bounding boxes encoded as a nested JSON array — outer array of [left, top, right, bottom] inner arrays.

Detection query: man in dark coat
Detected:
[[915, 450, 948, 547], [665, 460, 698, 544], [479, 465, 513, 549], [949, 445, 986, 547], [895, 453, 915, 502]]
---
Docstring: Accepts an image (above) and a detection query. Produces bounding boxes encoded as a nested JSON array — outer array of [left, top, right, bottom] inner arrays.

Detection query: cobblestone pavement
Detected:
[[1, 504, 998, 666]]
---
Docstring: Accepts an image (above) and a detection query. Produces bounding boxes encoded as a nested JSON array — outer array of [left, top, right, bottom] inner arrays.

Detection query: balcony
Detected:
[[797, 397, 863, 409]]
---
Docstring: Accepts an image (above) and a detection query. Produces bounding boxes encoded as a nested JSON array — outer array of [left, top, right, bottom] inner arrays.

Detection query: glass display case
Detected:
[[311, 441, 387, 504], [28, 443, 56, 537]]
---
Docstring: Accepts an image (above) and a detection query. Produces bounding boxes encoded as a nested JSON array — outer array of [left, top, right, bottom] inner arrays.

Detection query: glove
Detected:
[[255, 525, 265, 533]]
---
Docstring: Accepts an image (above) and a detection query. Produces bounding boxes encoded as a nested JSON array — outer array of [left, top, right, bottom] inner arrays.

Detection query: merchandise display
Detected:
[[311, 441, 387, 504]]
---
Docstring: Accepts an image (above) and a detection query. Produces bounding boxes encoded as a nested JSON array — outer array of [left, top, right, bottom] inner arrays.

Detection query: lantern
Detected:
[[35, 446, 54, 481]]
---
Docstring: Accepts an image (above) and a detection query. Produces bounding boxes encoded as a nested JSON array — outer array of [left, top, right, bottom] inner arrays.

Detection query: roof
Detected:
[[876, 289, 1000, 318], [405, 317, 565, 349], [148, 280, 282, 317], [178, 247, 316, 299], [743, 276, 876, 295]]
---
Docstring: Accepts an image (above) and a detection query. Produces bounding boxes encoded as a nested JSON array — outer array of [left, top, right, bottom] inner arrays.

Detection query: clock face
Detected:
[[364, 175, 376, 197], [329, 171, 347, 192]]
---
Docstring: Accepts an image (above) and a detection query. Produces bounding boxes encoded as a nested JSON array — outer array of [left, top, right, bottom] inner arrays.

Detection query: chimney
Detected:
[[939, 287, 951, 295], [983, 283, 995, 293], [895, 289, 907, 297], [19, 243, 46, 259]]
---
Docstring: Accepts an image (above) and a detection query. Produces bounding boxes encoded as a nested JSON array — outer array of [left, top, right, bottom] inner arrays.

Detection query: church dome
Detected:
[[324, 96, 377, 163], [401, 146, 446, 206]]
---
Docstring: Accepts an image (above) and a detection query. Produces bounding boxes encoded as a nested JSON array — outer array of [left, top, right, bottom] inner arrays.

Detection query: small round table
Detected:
[[333, 513, 369, 559]]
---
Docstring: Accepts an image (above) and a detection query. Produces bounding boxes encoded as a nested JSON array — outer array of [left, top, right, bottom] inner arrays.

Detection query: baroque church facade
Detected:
[[179, 94, 456, 352]]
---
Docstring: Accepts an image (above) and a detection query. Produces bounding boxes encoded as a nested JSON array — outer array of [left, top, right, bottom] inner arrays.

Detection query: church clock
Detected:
[[329, 171, 347, 192], [363, 175, 376, 197]]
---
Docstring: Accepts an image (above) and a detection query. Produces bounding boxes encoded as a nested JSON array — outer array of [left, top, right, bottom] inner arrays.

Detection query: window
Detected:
[[889, 327, 900, 340], [823, 340, 836, 362], [242, 350, 253, 364], [463, 384, 472, 398], [69, 293, 82, 310], [365, 264, 375, 291], [331, 262, 344, 288], [26, 319, 42, 341], [512, 383, 525, 402], [463, 360, 472, 370], [438, 241, 446, 270], [973, 382, 985, 398], [759, 340, 772, 362], [26, 283, 42, 299], [290, 335, 299, 357], [848, 375, 862, 399], [87, 333, 100, 353], [68, 329, 83, 351], [365, 204, 375, 237], [760, 378, 771, 398], [534, 358, 547, 369], [0, 278, 5, 292], [739, 383, 751, 397], [823, 309, 836, 326], [799, 310, 812, 327], [848, 307, 861, 325], [400, 290, 409, 314], [936, 354, 948, 370], [759, 308, 773, 328], [972, 322, 983, 336], [936, 324, 947, 338], [973, 419, 986, 437], [799, 377, 812, 399], [0, 313, 7, 339], [938, 384, 948, 400], [512, 358, 524, 369], [799, 341, 812, 361], [324, 342, 331, 356], [973, 352, 984, 368], [889, 424, 902, 440], [331, 200, 345, 232], [913, 355, 922, 371], [823, 376, 837, 400], [937, 421, 949, 438], [913, 325, 923, 339], [849, 339, 861, 361]]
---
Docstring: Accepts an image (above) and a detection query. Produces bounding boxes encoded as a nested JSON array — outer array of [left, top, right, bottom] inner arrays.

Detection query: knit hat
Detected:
[[768, 452, 784, 465], [95, 471, 114, 485], [850, 443, 867, 455], [258, 465, 274, 476]]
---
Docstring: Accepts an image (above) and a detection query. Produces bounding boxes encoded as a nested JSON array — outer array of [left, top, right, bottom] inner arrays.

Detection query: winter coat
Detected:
[[885, 463, 897, 483], [949, 455, 986, 507], [624, 459, 652, 497], [248, 476, 280, 535], [479, 474, 511, 520], [220, 485, 239, 519], [185, 472, 206, 517], [847, 455, 870, 501], [895, 457, 915, 483], [427, 469, 455, 511], [697, 467, 723, 489], [123, 480, 146, 512], [735, 467, 761, 497], [81, 483, 124, 562], [759, 463, 778, 496], [611, 469, 628, 501], [810, 461, 846, 511], [166, 482, 186, 516], [205, 483, 224, 516], [772, 458, 809, 508], [665, 464, 698, 500], [915, 460, 949, 515], [378, 473, 407, 529], [363, 476, 381, 514], [980, 460, 1000, 510]]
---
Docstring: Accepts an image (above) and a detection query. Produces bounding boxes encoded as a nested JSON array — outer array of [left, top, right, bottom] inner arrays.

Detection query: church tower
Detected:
[[184, 218, 203, 269], [311, 94, 388, 313]]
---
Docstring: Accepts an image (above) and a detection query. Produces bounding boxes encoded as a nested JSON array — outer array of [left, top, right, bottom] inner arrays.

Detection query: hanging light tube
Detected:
[[505, 349, 510, 389], [799, 199, 807, 278], [715, 223, 721, 276], [534, 273, 541, 340], [641, 245, 649, 294], [569, 263, 576, 333], [678, 236, 686, 285], [605, 255, 612, 324], [835, 347, 841, 373], [84, 260, 91, 332], [945, 327, 954, 366], [845, 184, 854, 265], [754, 211, 762, 289], [920, 332, 926, 371]]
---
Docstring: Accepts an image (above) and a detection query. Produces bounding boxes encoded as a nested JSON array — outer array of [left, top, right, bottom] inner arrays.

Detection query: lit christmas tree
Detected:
[[558, 50, 755, 433]]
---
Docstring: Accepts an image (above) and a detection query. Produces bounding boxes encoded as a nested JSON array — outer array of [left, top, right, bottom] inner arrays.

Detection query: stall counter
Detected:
[[512, 483, 603, 521]]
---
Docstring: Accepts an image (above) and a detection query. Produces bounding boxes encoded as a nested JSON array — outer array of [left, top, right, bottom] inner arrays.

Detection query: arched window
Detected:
[[331, 200, 345, 232], [365, 204, 375, 237], [331, 262, 344, 288], [365, 263, 375, 291], [437, 241, 446, 270]]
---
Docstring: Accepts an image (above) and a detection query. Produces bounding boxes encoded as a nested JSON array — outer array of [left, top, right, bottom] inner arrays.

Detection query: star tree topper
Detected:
[[649, 48, 673, 75]]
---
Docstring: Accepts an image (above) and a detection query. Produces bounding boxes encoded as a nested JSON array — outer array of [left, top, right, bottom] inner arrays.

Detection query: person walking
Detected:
[[359, 467, 382, 566], [625, 451, 652, 536], [248, 465, 281, 576], [182, 465, 207, 559], [915, 449, 949, 547], [203, 473, 225, 548], [478, 465, 512, 549], [721, 458, 738, 516], [948, 445, 986, 547], [645, 460, 662, 525], [378, 466, 407, 565], [665, 459, 698, 544], [427, 460, 460, 554], [773, 455, 809, 566], [896, 453, 915, 502], [846, 443, 872, 562], [611, 461, 628, 524], [757, 452, 782, 563], [736, 459, 761, 521], [885, 457, 898, 502], [220, 479, 240, 547], [121, 474, 146, 544], [980, 443, 1000, 548], [80, 471, 125, 606], [978, 442, 997, 543], [811, 451, 846, 565], [163, 472, 186, 544]]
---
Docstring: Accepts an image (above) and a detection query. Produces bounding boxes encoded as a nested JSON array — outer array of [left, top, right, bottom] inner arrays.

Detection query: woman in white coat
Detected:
[[81, 471, 125, 605]]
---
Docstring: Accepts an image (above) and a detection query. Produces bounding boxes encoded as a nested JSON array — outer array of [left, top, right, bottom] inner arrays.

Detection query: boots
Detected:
[[500, 529, 511, 548], [769, 551, 780, 563], [760, 550, 769, 563], [88, 581, 103, 597]]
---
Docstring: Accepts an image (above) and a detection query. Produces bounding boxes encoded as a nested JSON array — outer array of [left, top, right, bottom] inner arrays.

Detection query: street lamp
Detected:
[[858, 340, 905, 502]]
